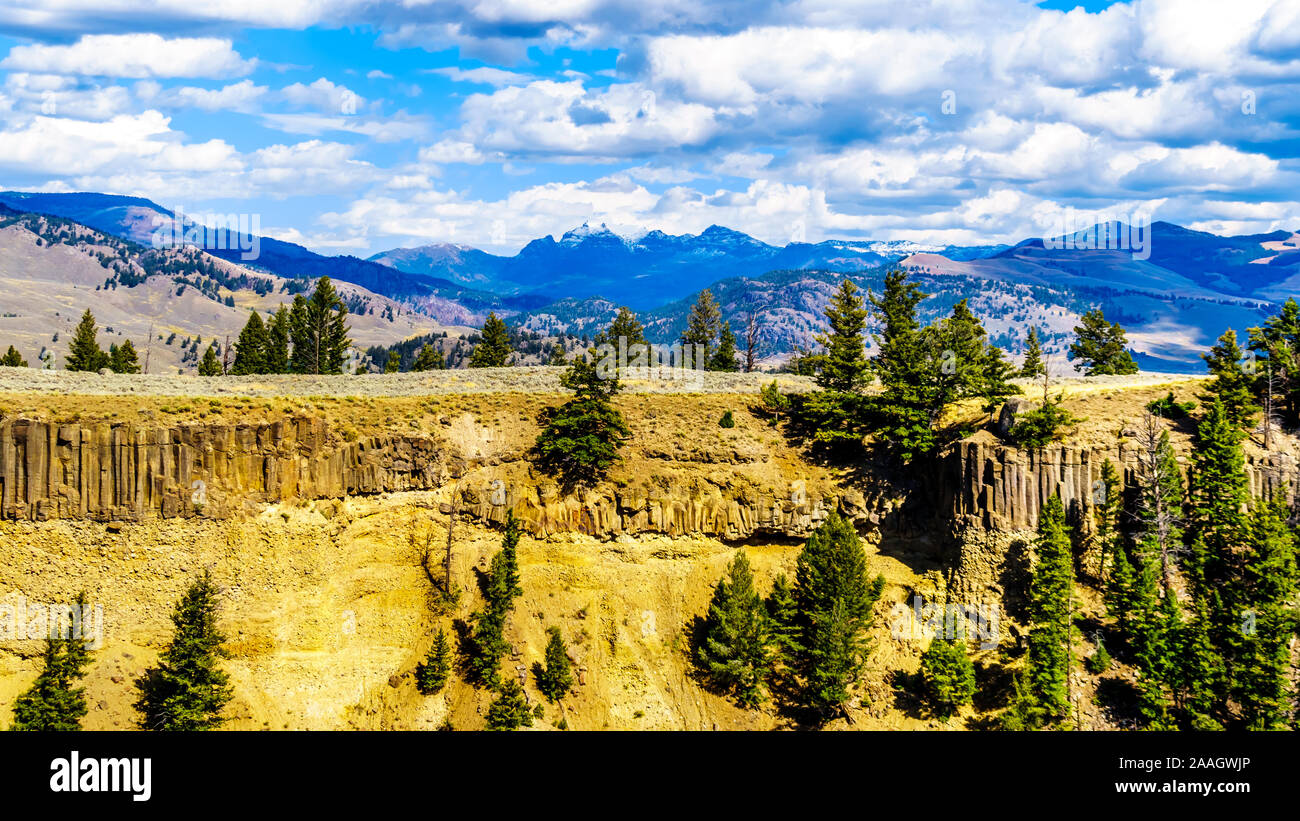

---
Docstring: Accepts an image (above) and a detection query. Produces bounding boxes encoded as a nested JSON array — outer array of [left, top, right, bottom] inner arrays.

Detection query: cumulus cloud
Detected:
[[1, 34, 254, 78]]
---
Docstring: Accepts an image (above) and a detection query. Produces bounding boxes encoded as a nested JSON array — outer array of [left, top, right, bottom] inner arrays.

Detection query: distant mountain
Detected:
[[4, 190, 1297, 370], [369, 223, 1009, 310]]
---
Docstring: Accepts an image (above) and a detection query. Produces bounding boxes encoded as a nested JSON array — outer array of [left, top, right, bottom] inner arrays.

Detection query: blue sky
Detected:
[[0, 0, 1297, 256]]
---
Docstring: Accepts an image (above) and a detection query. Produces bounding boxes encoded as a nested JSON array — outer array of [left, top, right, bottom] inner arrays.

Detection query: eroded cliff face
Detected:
[[0, 415, 895, 543], [937, 433, 1300, 601], [0, 416, 454, 522]]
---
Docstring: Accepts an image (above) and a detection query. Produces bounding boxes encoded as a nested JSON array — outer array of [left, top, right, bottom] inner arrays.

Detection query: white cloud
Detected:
[[2, 34, 254, 78]]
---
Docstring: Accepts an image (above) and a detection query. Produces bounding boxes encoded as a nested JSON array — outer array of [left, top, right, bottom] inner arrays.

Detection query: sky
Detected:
[[0, 0, 1298, 257]]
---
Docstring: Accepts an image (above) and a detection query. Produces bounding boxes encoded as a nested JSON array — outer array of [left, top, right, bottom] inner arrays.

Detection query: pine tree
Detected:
[[108, 339, 140, 374], [1182, 397, 1250, 724], [547, 342, 568, 365], [1092, 458, 1122, 581], [869, 270, 934, 462], [462, 515, 524, 687], [197, 345, 223, 376], [1068, 308, 1138, 375], [485, 677, 532, 730], [1248, 298, 1299, 426], [416, 628, 452, 695], [1023, 495, 1073, 726], [265, 307, 291, 374], [1199, 329, 1259, 433], [288, 278, 351, 374], [9, 594, 93, 731], [135, 571, 233, 730], [595, 307, 648, 368], [533, 349, 631, 487], [815, 279, 870, 392], [384, 350, 401, 373], [0, 345, 27, 367], [231, 311, 269, 375], [764, 573, 800, 660], [919, 637, 977, 719], [469, 312, 511, 367], [696, 550, 773, 708], [411, 343, 444, 371], [681, 289, 723, 365], [66, 309, 107, 371], [1235, 498, 1298, 729], [1020, 326, 1046, 378], [533, 626, 574, 703], [794, 513, 886, 716], [708, 323, 740, 372]]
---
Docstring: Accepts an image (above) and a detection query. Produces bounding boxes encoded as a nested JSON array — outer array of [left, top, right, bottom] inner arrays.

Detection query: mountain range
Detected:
[[0, 190, 1296, 373]]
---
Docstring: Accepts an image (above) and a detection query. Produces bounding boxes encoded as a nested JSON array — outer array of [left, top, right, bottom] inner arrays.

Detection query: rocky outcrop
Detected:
[[937, 434, 1299, 599], [450, 477, 896, 541], [0, 416, 452, 521]]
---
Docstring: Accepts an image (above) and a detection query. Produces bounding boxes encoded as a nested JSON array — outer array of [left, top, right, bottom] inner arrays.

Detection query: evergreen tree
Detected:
[[547, 342, 568, 365], [288, 278, 351, 374], [1235, 498, 1298, 729], [468, 312, 511, 368], [919, 637, 977, 719], [9, 594, 93, 731], [1182, 397, 1250, 724], [416, 628, 452, 695], [108, 339, 140, 374], [1068, 308, 1139, 375], [708, 323, 740, 372], [814, 279, 870, 392], [265, 307, 291, 374], [1020, 326, 1046, 378], [0, 345, 27, 367], [66, 309, 107, 371], [1248, 298, 1299, 426], [485, 677, 532, 730], [868, 271, 934, 462], [1022, 495, 1073, 726], [532, 626, 574, 703], [197, 345, 223, 376], [231, 311, 269, 375], [411, 343, 444, 371], [135, 571, 233, 730], [1092, 458, 1122, 581], [681, 290, 723, 365], [384, 350, 401, 373], [793, 513, 886, 716], [595, 307, 648, 369], [696, 550, 773, 708], [1199, 329, 1259, 433], [764, 573, 800, 660], [462, 515, 524, 687], [533, 348, 631, 486]]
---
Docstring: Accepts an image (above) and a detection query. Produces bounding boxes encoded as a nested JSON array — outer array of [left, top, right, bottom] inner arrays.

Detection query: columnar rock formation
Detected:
[[0, 417, 452, 521]]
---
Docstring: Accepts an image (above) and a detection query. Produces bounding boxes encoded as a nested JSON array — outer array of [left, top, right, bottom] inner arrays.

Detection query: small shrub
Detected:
[[718, 410, 736, 428], [1085, 641, 1112, 674], [1145, 392, 1196, 419]]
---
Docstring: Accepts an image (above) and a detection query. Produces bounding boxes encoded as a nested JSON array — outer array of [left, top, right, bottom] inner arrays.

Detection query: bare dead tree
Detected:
[[1131, 411, 1184, 591], [221, 334, 232, 374], [444, 483, 460, 595], [743, 305, 762, 373], [143, 321, 155, 375]]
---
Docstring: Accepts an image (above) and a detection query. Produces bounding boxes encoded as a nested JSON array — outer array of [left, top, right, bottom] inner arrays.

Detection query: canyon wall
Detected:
[[3, 415, 1295, 546], [0, 416, 454, 522]]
